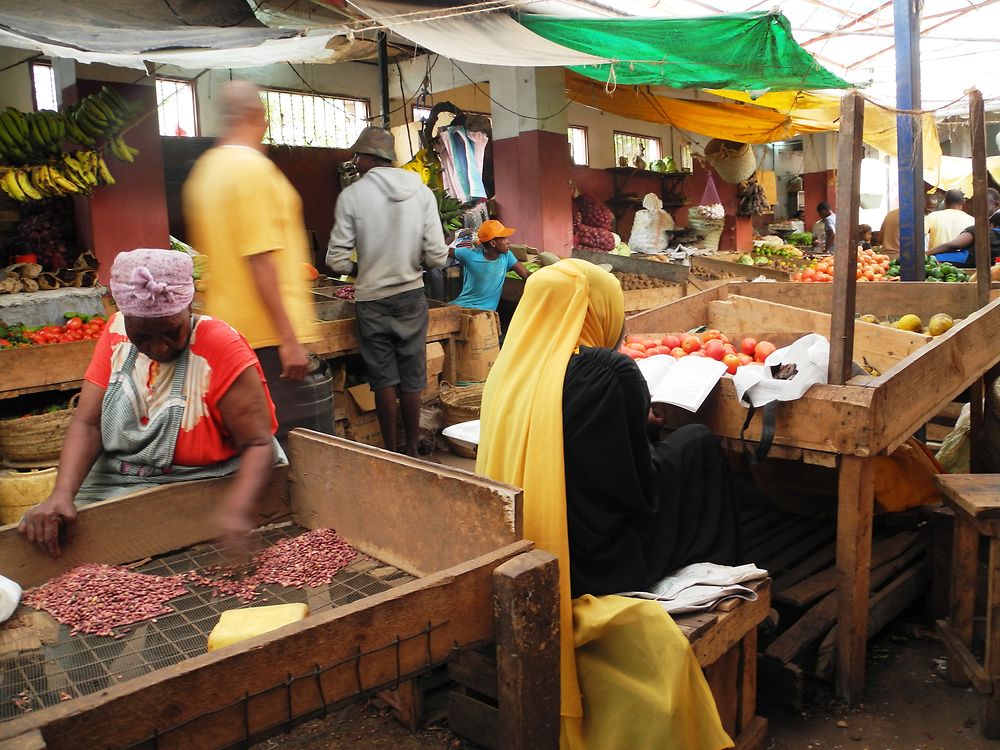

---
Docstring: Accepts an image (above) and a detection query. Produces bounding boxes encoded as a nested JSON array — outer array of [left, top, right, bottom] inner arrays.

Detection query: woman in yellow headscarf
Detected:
[[477, 259, 738, 749]]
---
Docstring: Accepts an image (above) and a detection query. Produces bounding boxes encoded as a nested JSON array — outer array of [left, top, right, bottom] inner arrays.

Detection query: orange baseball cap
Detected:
[[477, 220, 516, 243]]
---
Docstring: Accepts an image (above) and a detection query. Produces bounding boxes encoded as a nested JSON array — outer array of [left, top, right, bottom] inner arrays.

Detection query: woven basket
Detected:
[[0, 468, 57, 525], [687, 215, 725, 253], [439, 382, 485, 428], [705, 139, 757, 184], [0, 394, 78, 468]]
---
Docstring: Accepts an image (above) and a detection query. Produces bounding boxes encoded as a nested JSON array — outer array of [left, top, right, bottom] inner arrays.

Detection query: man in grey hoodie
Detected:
[[327, 127, 449, 455]]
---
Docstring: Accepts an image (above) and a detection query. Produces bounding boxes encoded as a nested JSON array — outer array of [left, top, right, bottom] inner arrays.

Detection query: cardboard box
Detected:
[[423, 341, 445, 400], [455, 309, 501, 383]]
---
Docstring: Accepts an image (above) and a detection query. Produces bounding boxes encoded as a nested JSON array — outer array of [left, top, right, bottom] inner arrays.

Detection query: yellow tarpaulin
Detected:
[[928, 155, 1000, 195]]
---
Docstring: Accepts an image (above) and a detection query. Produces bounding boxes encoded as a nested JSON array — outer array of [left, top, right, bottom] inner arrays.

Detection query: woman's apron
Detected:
[[76, 332, 285, 506]]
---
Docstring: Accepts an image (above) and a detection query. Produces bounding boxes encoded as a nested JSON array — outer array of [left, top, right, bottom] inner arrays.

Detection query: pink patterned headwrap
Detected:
[[110, 249, 195, 318]]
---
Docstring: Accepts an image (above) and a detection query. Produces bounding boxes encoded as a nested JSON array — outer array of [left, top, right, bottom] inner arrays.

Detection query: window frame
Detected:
[[613, 130, 663, 166], [260, 86, 370, 149], [30, 61, 57, 112], [155, 76, 200, 138], [568, 125, 589, 166]]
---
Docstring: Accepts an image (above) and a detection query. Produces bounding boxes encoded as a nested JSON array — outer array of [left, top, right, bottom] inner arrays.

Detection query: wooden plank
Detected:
[[308, 305, 462, 359], [0, 732, 46, 750], [765, 538, 927, 664], [447, 690, 499, 750], [835, 455, 875, 704], [288, 431, 521, 577], [734, 715, 768, 750], [674, 611, 719, 642], [0, 467, 290, 589], [987, 536, 1000, 688], [777, 531, 921, 607], [0, 340, 96, 400], [377, 680, 422, 731], [970, 89, 992, 308], [493, 550, 560, 750], [739, 628, 758, 735], [692, 580, 771, 668], [871, 296, 1000, 455], [572, 247, 689, 283], [936, 474, 1000, 522], [0, 541, 532, 750], [624, 284, 728, 334], [448, 649, 498, 701], [936, 619, 993, 694], [757, 656, 804, 712], [745, 518, 826, 569], [828, 90, 865, 385], [691, 254, 791, 281], [773, 542, 836, 594], [948, 513, 980, 686], [707, 296, 930, 376], [816, 559, 929, 679], [704, 642, 740, 739], [622, 284, 686, 313], [758, 525, 834, 579]]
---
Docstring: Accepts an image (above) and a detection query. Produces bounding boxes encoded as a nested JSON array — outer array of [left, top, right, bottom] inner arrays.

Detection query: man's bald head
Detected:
[[219, 80, 266, 133]]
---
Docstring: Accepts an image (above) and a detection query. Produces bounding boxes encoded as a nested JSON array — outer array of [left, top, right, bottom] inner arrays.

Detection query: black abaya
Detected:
[[562, 347, 742, 598]]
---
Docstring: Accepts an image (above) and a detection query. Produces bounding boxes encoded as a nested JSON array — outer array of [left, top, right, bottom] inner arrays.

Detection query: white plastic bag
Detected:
[[627, 193, 675, 254], [0, 574, 22, 624], [733, 334, 830, 408]]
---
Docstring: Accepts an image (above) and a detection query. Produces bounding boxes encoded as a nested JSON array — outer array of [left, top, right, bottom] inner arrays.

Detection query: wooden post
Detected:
[[828, 91, 865, 385], [983, 537, 1000, 735], [835, 455, 875, 704], [948, 516, 978, 686], [970, 89, 991, 309], [493, 550, 560, 750]]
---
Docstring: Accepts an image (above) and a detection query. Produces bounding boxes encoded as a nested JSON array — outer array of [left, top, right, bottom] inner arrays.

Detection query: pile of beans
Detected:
[[187, 529, 358, 604], [22, 564, 188, 637]]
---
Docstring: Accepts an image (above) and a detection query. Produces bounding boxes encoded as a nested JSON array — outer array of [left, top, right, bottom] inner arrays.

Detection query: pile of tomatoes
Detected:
[[619, 329, 777, 374], [0, 314, 106, 349], [790, 248, 894, 283]]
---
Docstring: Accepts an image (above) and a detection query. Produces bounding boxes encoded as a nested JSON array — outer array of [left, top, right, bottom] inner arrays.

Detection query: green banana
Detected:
[[0, 114, 18, 151], [87, 95, 119, 127], [2, 108, 27, 141], [100, 85, 129, 114], [62, 112, 94, 146]]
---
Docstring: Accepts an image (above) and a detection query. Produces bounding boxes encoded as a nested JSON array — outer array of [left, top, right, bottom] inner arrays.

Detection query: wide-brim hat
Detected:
[[350, 126, 396, 162]]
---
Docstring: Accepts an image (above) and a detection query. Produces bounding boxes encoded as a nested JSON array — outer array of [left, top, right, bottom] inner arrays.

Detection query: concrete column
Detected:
[[489, 67, 573, 255]]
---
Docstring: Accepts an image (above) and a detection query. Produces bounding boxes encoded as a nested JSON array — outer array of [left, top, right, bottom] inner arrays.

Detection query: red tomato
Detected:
[[653, 346, 673, 356], [681, 335, 702, 353], [0, 338, 10, 348], [91, 316, 106, 326], [688, 350, 707, 357], [661, 334, 681, 350], [625, 334, 644, 344], [623, 348, 644, 360], [670, 347, 686, 359], [722, 353, 741, 375], [722, 343, 737, 355], [643, 339, 661, 350], [703, 339, 726, 361], [700, 329, 722, 343], [754, 340, 777, 363], [737, 353, 754, 366], [740, 338, 757, 356], [718, 334, 730, 345], [65, 317, 83, 330]]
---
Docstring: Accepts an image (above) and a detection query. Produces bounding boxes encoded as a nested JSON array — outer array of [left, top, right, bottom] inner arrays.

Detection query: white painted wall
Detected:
[[566, 102, 679, 168], [0, 47, 44, 111]]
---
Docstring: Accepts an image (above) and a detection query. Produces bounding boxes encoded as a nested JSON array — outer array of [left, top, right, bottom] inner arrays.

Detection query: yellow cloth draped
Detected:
[[476, 258, 732, 750]]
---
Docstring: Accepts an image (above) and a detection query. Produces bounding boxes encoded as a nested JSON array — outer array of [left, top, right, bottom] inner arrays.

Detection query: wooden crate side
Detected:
[[622, 285, 686, 313], [692, 255, 792, 281], [624, 285, 730, 334], [571, 248, 689, 283], [288, 431, 522, 577], [871, 296, 1000, 454], [706, 296, 930, 375], [0, 541, 533, 750], [309, 305, 462, 359], [0, 340, 96, 399], [0, 467, 290, 588]]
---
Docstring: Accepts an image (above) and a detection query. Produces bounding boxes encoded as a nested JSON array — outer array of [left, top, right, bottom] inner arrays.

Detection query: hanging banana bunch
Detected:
[[434, 189, 466, 234], [0, 85, 144, 202]]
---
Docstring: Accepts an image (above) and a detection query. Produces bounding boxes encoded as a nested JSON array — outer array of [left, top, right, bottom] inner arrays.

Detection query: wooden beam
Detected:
[[288, 431, 522, 577], [692, 580, 771, 667], [0, 732, 46, 750], [893, 0, 925, 281], [970, 88, 992, 308], [828, 90, 865, 385], [0, 541, 532, 749], [0, 467, 290, 589], [936, 619, 993, 694], [835, 455, 875, 704], [0, 340, 95, 400], [492, 551, 560, 750]]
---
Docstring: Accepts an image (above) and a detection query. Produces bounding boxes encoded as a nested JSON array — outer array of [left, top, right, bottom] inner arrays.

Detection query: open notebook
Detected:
[[635, 354, 727, 413]]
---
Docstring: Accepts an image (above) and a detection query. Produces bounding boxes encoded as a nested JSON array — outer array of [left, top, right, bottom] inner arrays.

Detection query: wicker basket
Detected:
[[704, 139, 757, 184], [0, 394, 78, 468], [0, 468, 57, 525], [439, 382, 485, 428], [687, 215, 725, 253]]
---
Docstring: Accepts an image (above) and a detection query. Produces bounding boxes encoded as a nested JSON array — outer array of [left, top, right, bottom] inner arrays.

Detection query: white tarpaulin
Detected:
[[351, 0, 609, 67]]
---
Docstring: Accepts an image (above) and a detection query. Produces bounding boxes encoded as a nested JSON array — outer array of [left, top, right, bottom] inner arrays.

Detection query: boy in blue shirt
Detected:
[[450, 220, 532, 310]]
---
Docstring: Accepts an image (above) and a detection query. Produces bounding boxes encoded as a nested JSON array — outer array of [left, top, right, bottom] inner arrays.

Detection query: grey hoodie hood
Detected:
[[363, 167, 424, 202]]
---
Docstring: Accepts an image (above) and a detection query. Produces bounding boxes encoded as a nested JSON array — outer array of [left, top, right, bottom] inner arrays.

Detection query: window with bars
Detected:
[[156, 78, 198, 137], [261, 89, 369, 149], [30, 62, 57, 112], [412, 105, 432, 122], [613, 131, 662, 167], [568, 126, 588, 166]]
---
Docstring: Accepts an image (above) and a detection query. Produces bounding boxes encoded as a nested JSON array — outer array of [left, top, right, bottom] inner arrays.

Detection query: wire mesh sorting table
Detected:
[[0, 522, 416, 722]]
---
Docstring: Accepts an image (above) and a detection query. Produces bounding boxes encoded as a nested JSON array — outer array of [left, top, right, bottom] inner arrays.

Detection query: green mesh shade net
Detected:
[[520, 11, 853, 91]]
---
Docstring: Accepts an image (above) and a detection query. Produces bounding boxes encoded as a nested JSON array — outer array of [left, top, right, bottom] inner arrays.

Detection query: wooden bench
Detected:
[[934, 474, 1000, 738], [447, 578, 770, 750]]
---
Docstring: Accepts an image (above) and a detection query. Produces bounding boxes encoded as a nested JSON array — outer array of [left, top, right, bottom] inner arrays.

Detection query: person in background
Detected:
[[879, 208, 899, 252], [19, 249, 283, 557], [182, 81, 320, 453], [812, 202, 836, 252], [929, 188, 1000, 267], [925, 189, 975, 249], [449, 220, 531, 311], [327, 126, 449, 456], [858, 224, 873, 250]]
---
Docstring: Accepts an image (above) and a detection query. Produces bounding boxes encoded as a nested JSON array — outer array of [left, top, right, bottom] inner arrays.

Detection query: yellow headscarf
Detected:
[[477, 259, 732, 750]]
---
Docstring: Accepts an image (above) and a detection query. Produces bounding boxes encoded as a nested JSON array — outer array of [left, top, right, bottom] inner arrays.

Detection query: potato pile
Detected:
[[613, 271, 678, 291]]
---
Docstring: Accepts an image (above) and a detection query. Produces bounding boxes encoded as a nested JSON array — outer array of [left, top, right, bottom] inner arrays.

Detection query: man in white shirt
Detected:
[[811, 202, 836, 253], [925, 189, 974, 248]]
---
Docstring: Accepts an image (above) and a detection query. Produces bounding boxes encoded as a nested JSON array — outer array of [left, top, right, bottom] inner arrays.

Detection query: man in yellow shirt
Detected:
[[925, 189, 974, 249], [182, 80, 321, 450]]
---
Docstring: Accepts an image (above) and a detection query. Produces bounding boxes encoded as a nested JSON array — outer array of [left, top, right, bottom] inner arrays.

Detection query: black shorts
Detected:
[[355, 289, 428, 392]]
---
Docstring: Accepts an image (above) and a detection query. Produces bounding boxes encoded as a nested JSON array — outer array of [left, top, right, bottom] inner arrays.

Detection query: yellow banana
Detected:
[[49, 165, 81, 194], [95, 155, 115, 185], [0, 169, 25, 201], [15, 169, 42, 200]]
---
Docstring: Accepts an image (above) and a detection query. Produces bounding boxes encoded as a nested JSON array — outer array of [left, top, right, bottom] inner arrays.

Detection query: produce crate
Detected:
[[0, 340, 97, 400], [690, 254, 794, 281], [571, 247, 689, 283], [0, 432, 559, 750], [627, 281, 1000, 701]]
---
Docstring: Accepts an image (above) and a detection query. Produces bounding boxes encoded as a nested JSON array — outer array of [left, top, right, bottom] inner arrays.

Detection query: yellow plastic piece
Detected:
[[207, 603, 308, 652]]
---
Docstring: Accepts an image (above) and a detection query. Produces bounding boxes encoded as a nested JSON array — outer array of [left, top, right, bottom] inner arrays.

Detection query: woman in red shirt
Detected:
[[19, 248, 283, 557]]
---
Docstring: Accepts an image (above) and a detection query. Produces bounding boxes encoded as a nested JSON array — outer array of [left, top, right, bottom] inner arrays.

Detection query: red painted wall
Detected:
[[71, 81, 170, 284], [803, 170, 836, 229]]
